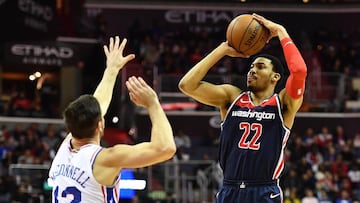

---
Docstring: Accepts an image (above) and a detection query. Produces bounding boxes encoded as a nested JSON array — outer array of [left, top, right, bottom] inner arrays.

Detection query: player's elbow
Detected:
[[165, 145, 177, 159], [178, 78, 195, 95], [178, 78, 188, 93], [293, 68, 307, 79], [157, 144, 176, 161]]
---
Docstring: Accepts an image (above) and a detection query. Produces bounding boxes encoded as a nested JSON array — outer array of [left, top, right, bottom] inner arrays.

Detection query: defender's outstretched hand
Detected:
[[103, 36, 135, 72], [126, 76, 159, 108]]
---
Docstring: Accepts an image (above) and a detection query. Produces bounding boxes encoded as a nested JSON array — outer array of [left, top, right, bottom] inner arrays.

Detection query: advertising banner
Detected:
[[3, 41, 80, 67], [0, 0, 57, 41]]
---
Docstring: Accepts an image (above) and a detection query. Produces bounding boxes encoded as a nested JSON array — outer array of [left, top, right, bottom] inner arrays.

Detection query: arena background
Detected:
[[0, 0, 360, 203]]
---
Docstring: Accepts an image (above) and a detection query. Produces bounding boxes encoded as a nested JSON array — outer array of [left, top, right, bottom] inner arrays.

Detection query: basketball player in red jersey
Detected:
[[179, 13, 307, 203]]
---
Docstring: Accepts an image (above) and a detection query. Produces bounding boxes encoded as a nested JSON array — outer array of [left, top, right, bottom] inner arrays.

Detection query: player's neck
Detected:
[[71, 137, 99, 150], [250, 90, 274, 105]]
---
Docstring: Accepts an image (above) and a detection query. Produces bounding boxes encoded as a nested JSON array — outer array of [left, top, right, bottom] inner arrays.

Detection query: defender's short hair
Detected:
[[63, 95, 102, 139]]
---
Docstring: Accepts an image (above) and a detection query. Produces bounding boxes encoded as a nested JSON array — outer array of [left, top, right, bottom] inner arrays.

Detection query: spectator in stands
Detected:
[[305, 145, 324, 172], [315, 167, 337, 199], [335, 189, 352, 203], [284, 188, 301, 203], [17, 149, 34, 164], [347, 162, 360, 189], [352, 132, 360, 160], [202, 128, 220, 147], [11, 137, 26, 164], [282, 168, 304, 194], [302, 188, 319, 203], [11, 124, 25, 142], [9, 91, 32, 117], [340, 143, 355, 163], [301, 169, 317, 195], [24, 127, 39, 150], [41, 124, 61, 154], [174, 129, 191, 149], [11, 184, 31, 203], [289, 135, 307, 163], [302, 127, 316, 149], [316, 189, 332, 203], [323, 145, 337, 163], [332, 125, 348, 147], [338, 177, 353, 199], [0, 137, 8, 175], [331, 154, 349, 178], [174, 129, 192, 161], [28, 123, 43, 139], [314, 126, 333, 153], [0, 175, 17, 203]]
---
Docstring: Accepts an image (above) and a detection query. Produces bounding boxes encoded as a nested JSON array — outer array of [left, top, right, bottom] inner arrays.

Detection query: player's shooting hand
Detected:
[[252, 13, 285, 43], [220, 42, 250, 58], [125, 76, 159, 108], [103, 36, 135, 72]]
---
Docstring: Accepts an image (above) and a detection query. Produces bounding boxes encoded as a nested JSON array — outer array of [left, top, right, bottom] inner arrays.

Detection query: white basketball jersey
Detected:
[[48, 139, 120, 203]]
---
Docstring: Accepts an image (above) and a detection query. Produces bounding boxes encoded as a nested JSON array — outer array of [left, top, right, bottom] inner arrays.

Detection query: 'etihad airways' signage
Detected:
[[4, 41, 79, 67]]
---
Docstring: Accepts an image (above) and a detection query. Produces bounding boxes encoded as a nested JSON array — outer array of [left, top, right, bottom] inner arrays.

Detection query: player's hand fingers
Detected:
[[119, 38, 127, 55], [114, 36, 120, 51], [109, 37, 114, 51], [124, 54, 136, 63], [103, 45, 109, 58], [128, 76, 142, 89]]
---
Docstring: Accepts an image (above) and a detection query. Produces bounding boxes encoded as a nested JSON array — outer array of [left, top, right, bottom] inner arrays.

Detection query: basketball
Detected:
[[226, 14, 270, 56]]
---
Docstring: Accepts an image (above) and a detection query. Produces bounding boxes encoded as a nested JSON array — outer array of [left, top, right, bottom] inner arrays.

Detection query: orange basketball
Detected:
[[226, 14, 270, 56]]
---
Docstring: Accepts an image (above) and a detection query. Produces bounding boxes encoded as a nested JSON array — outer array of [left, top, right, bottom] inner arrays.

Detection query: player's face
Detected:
[[247, 57, 274, 91]]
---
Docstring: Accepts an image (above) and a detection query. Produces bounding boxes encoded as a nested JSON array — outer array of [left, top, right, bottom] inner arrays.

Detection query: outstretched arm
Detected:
[[253, 13, 307, 128], [63, 36, 135, 142], [93, 36, 135, 116], [95, 77, 176, 174]]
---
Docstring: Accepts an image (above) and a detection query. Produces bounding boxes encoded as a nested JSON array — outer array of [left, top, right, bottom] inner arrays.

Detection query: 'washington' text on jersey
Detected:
[[231, 110, 276, 121]]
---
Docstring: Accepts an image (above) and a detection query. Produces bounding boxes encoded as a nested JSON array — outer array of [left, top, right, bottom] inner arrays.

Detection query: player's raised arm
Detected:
[[94, 36, 135, 116], [95, 76, 176, 170], [62, 36, 135, 141], [178, 42, 245, 111], [253, 13, 307, 128]]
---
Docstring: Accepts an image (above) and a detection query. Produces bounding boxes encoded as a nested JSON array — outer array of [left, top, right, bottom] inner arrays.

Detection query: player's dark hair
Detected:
[[63, 95, 102, 139], [254, 53, 284, 77]]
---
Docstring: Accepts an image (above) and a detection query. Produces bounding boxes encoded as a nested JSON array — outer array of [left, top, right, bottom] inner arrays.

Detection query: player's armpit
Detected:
[[281, 37, 307, 99]]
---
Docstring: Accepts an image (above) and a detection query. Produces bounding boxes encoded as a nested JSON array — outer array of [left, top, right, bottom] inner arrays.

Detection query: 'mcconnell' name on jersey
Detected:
[[50, 164, 90, 188], [231, 110, 276, 121]]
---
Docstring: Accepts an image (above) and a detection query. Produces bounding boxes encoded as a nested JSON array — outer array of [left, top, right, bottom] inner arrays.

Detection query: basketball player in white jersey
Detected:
[[48, 36, 176, 203]]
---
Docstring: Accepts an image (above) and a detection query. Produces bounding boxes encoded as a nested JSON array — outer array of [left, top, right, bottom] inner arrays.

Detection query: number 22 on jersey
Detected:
[[238, 122, 263, 150]]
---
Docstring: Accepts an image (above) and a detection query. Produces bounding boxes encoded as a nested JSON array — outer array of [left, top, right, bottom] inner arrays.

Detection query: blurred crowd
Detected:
[[1, 122, 360, 202], [282, 126, 360, 203], [0, 123, 66, 202], [1, 12, 360, 117]]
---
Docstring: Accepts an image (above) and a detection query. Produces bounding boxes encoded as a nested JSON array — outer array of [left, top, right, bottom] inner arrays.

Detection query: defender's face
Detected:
[[247, 57, 274, 92]]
